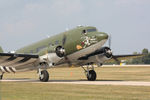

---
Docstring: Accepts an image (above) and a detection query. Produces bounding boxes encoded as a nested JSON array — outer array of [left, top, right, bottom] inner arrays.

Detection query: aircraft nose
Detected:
[[103, 33, 108, 39], [96, 32, 108, 41]]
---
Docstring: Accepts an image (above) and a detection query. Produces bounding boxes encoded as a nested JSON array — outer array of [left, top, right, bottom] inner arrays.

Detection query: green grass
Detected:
[[1, 82, 150, 100], [1, 66, 150, 100]]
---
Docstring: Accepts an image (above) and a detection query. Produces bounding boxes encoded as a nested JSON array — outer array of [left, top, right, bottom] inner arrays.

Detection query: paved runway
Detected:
[[1, 79, 150, 86]]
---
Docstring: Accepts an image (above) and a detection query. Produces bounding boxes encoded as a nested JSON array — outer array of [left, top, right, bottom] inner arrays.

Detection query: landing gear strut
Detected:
[[38, 69, 49, 82], [81, 65, 97, 81]]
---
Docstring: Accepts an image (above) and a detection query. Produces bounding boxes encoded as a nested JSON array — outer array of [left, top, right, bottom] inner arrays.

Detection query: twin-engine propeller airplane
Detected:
[[0, 26, 142, 82]]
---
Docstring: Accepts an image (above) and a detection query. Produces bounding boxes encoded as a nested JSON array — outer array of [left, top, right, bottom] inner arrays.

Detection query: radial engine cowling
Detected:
[[55, 46, 65, 57], [93, 47, 113, 64], [100, 47, 112, 59]]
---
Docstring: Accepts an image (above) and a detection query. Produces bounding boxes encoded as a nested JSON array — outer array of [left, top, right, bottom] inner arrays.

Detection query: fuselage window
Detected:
[[82, 30, 87, 34], [49, 43, 54, 47], [55, 41, 59, 45], [87, 29, 97, 32], [30, 50, 33, 53], [49, 43, 52, 46]]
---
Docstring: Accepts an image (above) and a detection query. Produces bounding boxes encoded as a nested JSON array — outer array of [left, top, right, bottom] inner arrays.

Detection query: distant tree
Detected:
[[142, 48, 149, 54], [141, 53, 150, 64], [131, 48, 150, 64]]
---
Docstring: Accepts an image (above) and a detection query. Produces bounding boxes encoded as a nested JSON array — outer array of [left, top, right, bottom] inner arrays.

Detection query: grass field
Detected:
[[1, 66, 150, 100], [1, 82, 150, 100]]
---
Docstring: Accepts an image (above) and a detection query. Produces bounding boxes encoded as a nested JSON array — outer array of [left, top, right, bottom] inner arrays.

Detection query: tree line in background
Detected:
[[129, 48, 150, 64]]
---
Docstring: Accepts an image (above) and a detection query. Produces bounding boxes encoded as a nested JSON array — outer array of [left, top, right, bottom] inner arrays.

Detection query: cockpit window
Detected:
[[87, 29, 97, 32]]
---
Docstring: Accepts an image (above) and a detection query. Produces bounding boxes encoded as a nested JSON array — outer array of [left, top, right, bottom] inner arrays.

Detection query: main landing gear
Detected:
[[38, 69, 49, 82], [81, 65, 97, 81]]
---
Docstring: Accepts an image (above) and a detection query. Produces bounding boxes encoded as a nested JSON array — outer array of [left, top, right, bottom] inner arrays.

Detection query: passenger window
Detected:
[[30, 50, 33, 53], [49, 43, 52, 46], [55, 41, 59, 45], [49, 43, 54, 47], [82, 30, 87, 34]]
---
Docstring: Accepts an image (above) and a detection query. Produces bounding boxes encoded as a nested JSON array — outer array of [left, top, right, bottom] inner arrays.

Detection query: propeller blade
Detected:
[[62, 34, 72, 66], [62, 34, 67, 46], [112, 56, 120, 64], [108, 34, 111, 48]]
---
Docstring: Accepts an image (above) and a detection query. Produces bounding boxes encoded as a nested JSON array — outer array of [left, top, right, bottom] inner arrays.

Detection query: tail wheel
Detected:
[[87, 70, 97, 81], [0, 73, 4, 80], [0, 75, 3, 80], [39, 70, 49, 82]]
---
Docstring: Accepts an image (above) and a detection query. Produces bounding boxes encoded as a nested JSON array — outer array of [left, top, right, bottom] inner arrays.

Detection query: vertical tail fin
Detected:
[[0, 46, 3, 53]]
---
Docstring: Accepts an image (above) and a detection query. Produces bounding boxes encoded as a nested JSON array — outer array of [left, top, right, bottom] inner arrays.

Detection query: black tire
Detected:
[[87, 70, 97, 81], [39, 70, 49, 82]]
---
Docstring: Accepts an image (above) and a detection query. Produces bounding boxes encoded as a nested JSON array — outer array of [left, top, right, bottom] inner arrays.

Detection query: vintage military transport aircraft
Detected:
[[0, 26, 142, 82]]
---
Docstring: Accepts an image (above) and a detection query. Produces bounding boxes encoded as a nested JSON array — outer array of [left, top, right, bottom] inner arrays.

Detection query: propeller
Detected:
[[112, 56, 120, 64], [55, 34, 66, 57], [108, 34, 111, 48], [62, 34, 67, 46], [55, 33, 72, 66], [108, 34, 120, 64]]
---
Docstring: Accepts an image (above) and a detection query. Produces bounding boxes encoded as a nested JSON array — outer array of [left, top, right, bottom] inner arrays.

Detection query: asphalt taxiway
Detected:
[[1, 79, 150, 86]]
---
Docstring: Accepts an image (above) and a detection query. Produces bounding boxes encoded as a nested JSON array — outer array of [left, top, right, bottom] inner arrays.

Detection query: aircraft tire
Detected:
[[39, 70, 49, 82], [87, 70, 97, 81]]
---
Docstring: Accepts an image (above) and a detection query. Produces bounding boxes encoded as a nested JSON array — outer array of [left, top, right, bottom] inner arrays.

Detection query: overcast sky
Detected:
[[0, 0, 150, 54]]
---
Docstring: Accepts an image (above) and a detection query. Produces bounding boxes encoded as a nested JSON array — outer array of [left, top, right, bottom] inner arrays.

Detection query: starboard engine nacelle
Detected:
[[83, 47, 112, 65], [100, 47, 112, 59], [95, 47, 112, 63]]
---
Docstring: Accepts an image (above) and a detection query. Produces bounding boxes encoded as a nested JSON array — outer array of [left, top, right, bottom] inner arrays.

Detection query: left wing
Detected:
[[0, 53, 39, 72]]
